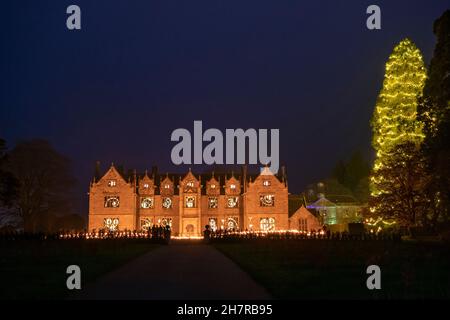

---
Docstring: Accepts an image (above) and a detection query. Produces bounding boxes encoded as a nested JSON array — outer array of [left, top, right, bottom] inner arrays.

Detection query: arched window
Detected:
[[209, 218, 218, 231], [104, 196, 120, 208], [227, 217, 239, 231], [141, 218, 152, 231], [104, 218, 119, 231], [260, 217, 275, 231], [140, 197, 154, 209], [185, 196, 196, 208]]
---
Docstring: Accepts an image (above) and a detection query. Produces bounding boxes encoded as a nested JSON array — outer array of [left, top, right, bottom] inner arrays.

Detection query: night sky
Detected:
[[1, 1, 449, 214]]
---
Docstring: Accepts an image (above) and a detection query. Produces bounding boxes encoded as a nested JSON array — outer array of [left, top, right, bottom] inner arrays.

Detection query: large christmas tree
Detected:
[[370, 39, 427, 223]]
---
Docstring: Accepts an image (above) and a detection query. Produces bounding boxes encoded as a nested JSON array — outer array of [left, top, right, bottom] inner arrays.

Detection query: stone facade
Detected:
[[88, 165, 289, 236]]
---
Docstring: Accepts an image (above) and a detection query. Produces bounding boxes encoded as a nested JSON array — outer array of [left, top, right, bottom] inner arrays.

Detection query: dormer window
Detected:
[[210, 184, 216, 189], [143, 183, 149, 189], [108, 180, 117, 187], [187, 181, 194, 187], [230, 184, 236, 190], [263, 180, 271, 187], [164, 184, 170, 189]]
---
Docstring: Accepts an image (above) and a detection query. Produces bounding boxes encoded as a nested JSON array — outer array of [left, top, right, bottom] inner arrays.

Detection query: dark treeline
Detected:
[[302, 150, 370, 204], [0, 138, 81, 233]]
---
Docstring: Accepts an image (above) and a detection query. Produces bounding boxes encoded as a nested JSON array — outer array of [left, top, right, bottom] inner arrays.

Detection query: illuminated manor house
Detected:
[[88, 164, 289, 236]]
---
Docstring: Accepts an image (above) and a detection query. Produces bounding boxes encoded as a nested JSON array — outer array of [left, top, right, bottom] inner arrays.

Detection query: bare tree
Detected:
[[7, 139, 76, 232]]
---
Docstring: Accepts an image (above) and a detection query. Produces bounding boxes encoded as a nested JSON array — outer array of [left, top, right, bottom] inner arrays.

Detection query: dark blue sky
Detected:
[[1, 1, 448, 214]]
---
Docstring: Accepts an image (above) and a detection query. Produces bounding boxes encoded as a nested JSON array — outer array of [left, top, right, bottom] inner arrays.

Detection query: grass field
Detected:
[[213, 240, 450, 299], [0, 239, 159, 299]]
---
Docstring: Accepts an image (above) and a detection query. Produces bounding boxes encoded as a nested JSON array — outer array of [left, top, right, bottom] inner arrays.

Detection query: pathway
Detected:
[[75, 241, 271, 300]]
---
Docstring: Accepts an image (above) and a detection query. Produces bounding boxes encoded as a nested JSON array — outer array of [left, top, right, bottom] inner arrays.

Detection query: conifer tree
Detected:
[[418, 10, 450, 226], [370, 39, 427, 223]]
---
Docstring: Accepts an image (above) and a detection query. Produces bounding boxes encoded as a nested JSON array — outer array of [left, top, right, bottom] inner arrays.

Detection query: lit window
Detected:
[[187, 181, 194, 187], [209, 218, 218, 231], [143, 183, 149, 189], [185, 196, 196, 208], [141, 218, 152, 231], [226, 196, 239, 208], [162, 197, 172, 209], [208, 197, 218, 209], [161, 217, 172, 228], [108, 180, 117, 187], [104, 196, 120, 208], [104, 218, 119, 231], [260, 195, 275, 207], [260, 218, 275, 231], [227, 217, 239, 231], [263, 180, 271, 186], [140, 197, 154, 209], [230, 184, 236, 189], [164, 184, 170, 189], [210, 184, 216, 189], [299, 218, 308, 232]]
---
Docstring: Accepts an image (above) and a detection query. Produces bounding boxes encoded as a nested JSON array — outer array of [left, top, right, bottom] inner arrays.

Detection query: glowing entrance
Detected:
[[186, 224, 195, 234]]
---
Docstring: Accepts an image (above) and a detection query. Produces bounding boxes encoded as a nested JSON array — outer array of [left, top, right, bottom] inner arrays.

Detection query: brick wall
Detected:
[[89, 166, 290, 234]]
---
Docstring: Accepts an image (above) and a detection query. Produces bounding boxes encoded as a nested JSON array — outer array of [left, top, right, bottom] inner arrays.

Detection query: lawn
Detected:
[[0, 239, 159, 299], [213, 239, 450, 299]]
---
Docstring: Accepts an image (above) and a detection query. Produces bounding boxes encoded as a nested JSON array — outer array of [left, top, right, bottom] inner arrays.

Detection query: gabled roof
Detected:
[[307, 197, 337, 208], [95, 164, 287, 195], [140, 170, 153, 183], [290, 206, 316, 219], [289, 194, 304, 215], [98, 164, 128, 183]]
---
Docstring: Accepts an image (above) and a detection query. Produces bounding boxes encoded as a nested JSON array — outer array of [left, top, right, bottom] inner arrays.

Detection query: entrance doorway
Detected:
[[186, 224, 195, 235]]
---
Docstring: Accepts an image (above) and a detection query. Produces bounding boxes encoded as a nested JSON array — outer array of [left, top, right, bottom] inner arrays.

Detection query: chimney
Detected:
[[94, 161, 101, 181], [241, 165, 248, 193], [151, 165, 158, 177], [281, 165, 288, 187]]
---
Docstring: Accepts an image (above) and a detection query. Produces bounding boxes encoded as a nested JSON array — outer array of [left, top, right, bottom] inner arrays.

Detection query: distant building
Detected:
[[306, 194, 365, 231], [88, 164, 289, 236], [289, 206, 321, 232]]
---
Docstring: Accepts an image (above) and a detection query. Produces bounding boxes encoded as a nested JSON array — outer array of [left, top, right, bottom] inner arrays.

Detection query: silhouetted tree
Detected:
[[418, 10, 450, 227], [7, 139, 76, 232], [353, 177, 370, 203], [304, 178, 354, 203], [55, 214, 85, 232], [332, 150, 370, 202], [0, 138, 19, 207]]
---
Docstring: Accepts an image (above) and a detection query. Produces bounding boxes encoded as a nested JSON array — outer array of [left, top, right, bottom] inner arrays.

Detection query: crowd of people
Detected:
[[0, 225, 172, 244], [204, 227, 402, 242], [0, 225, 402, 243]]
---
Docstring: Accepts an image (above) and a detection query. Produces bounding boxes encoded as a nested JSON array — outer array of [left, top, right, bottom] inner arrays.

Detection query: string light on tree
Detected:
[[370, 38, 427, 220]]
